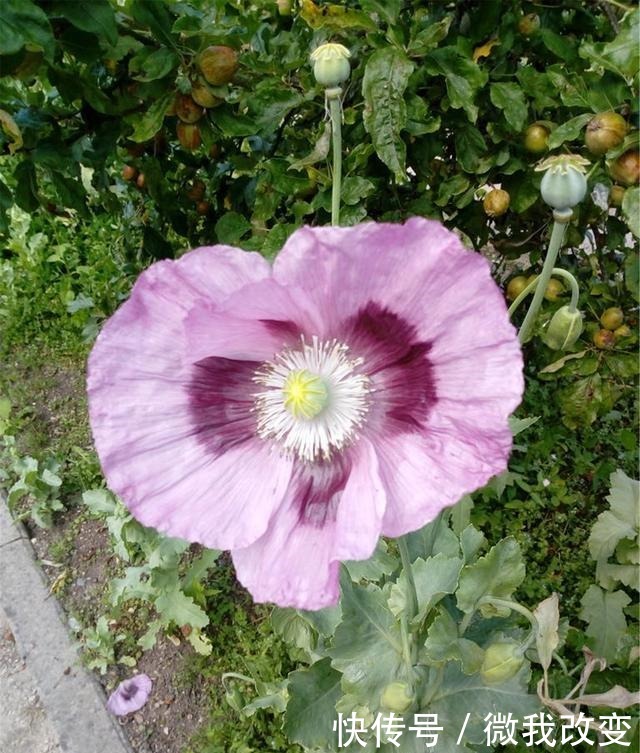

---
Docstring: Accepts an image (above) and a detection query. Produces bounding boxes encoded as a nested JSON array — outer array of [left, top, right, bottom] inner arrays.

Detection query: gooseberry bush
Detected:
[[0, 1, 639, 752]]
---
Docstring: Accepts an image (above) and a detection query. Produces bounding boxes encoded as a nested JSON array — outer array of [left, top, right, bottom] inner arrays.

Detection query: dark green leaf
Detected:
[[215, 212, 251, 245], [50, 0, 118, 47], [0, 0, 54, 60], [455, 124, 488, 173], [125, 91, 174, 142], [14, 160, 39, 212], [129, 47, 179, 82], [541, 28, 577, 63], [425, 47, 488, 123], [407, 16, 453, 56], [362, 48, 415, 183], [547, 114, 592, 149], [490, 82, 527, 132], [579, 10, 640, 83], [622, 186, 640, 238], [624, 252, 639, 302], [130, 0, 177, 50]]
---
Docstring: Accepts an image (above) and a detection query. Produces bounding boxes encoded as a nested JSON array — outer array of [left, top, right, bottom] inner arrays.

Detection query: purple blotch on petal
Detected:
[[188, 357, 259, 456], [340, 301, 437, 433], [295, 455, 351, 526]]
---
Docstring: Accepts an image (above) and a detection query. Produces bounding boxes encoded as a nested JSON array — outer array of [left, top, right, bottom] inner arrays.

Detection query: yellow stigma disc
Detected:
[[283, 370, 329, 420]]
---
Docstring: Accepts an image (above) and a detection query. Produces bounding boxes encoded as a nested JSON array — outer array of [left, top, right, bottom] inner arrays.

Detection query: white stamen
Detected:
[[253, 336, 370, 461]]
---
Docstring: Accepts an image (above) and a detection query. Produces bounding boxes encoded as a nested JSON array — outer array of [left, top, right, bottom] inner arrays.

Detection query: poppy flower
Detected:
[[88, 219, 523, 610], [106, 674, 152, 715]]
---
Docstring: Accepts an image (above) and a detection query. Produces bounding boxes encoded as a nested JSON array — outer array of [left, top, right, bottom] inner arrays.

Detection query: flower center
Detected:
[[283, 369, 329, 420], [254, 337, 370, 462]]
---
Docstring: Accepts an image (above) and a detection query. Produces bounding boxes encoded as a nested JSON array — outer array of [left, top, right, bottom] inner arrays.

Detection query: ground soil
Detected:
[[2, 350, 217, 753]]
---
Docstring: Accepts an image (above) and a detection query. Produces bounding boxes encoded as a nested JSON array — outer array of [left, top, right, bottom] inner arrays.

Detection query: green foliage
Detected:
[[0, 0, 637, 253], [232, 508, 547, 752], [579, 470, 639, 664], [0, 433, 64, 528], [83, 487, 220, 655]]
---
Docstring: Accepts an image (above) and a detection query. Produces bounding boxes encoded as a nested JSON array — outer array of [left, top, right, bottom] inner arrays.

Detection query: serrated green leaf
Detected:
[[345, 538, 396, 582], [429, 663, 539, 747], [457, 538, 525, 614], [155, 588, 209, 629], [215, 212, 251, 245], [403, 512, 460, 562], [272, 608, 317, 653], [490, 83, 527, 132], [389, 554, 463, 625], [362, 48, 414, 183], [284, 658, 341, 750], [460, 525, 486, 563], [547, 114, 592, 149], [589, 511, 636, 563], [423, 610, 484, 674], [407, 16, 453, 56], [329, 576, 404, 705], [579, 9, 640, 83], [580, 585, 630, 662]]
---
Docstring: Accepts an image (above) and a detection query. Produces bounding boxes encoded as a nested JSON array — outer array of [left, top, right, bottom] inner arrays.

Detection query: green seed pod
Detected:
[[480, 642, 524, 685], [544, 305, 584, 350], [535, 154, 589, 211], [310, 43, 351, 88], [380, 681, 414, 713]]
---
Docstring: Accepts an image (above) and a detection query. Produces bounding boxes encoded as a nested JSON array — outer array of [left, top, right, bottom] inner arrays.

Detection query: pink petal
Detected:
[[88, 246, 292, 550], [107, 674, 152, 716], [375, 416, 515, 538], [232, 439, 386, 609]]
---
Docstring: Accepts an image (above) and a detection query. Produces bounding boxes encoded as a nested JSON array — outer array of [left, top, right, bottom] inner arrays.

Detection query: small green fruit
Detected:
[[518, 13, 540, 36], [600, 307, 624, 331], [524, 124, 549, 154], [480, 643, 524, 685], [380, 682, 414, 713], [544, 306, 583, 350], [506, 276, 528, 301]]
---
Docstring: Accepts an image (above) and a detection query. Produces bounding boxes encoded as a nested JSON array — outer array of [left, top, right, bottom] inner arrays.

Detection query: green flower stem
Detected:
[[221, 671, 256, 688], [327, 87, 343, 226], [550, 268, 580, 311], [477, 596, 537, 627], [397, 536, 419, 663], [518, 209, 572, 344], [508, 267, 580, 318]]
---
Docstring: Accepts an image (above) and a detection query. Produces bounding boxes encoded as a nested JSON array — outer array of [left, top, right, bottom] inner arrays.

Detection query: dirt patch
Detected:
[[26, 510, 216, 753]]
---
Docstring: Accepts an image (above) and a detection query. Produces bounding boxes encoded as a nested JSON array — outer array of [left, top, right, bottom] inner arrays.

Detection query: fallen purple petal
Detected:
[[106, 674, 153, 716]]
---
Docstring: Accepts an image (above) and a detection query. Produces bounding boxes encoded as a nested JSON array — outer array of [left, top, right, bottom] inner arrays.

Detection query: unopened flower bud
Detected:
[[480, 642, 524, 685], [535, 154, 589, 211], [544, 305, 583, 350], [380, 681, 414, 713], [310, 43, 351, 88]]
